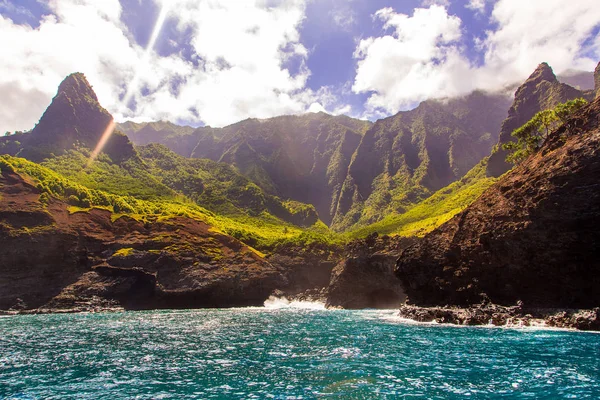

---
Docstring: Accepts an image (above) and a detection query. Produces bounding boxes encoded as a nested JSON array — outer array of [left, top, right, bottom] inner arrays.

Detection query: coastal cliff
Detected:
[[396, 97, 600, 310]]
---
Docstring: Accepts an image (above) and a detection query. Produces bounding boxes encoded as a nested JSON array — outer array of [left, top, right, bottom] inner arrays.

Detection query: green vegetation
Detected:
[[113, 247, 135, 257], [0, 155, 338, 251], [344, 160, 497, 239], [42, 148, 175, 201], [503, 98, 588, 164], [137, 144, 319, 226]]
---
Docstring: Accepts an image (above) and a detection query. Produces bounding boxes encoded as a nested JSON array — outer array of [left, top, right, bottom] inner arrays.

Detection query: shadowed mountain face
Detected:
[[188, 113, 371, 225], [487, 63, 593, 177], [122, 92, 510, 229], [0, 73, 134, 163], [331, 91, 512, 231], [118, 121, 197, 156], [396, 97, 600, 308], [558, 70, 595, 91]]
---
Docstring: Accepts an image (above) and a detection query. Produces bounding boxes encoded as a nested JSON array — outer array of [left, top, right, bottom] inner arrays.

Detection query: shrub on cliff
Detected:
[[503, 98, 588, 164]]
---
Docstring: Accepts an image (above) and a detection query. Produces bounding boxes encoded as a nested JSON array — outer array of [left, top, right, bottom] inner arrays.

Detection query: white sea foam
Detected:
[[263, 295, 326, 310]]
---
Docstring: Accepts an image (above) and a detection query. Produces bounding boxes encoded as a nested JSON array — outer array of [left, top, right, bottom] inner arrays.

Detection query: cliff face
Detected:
[[117, 121, 197, 157], [190, 113, 371, 225], [325, 234, 417, 309], [331, 92, 511, 230], [487, 63, 588, 177], [0, 73, 135, 163], [0, 168, 285, 311], [396, 97, 600, 308]]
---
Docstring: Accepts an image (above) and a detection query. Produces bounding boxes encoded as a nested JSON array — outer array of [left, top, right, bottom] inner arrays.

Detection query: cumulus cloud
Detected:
[[353, 0, 600, 117], [465, 0, 487, 15], [421, 0, 450, 7], [353, 5, 468, 115], [0, 0, 324, 132]]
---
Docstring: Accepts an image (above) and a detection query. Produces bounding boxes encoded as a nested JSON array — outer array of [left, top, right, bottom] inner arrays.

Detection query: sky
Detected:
[[1, 0, 599, 133]]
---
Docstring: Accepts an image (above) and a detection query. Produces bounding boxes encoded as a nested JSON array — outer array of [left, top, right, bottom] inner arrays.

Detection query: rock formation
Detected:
[[0, 168, 285, 311], [396, 97, 600, 309], [333, 92, 511, 230], [325, 234, 417, 309], [0, 73, 135, 163], [487, 63, 588, 177]]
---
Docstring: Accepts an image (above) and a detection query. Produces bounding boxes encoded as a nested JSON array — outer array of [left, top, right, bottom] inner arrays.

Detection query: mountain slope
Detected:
[[0, 161, 283, 311], [137, 143, 319, 226], [0, 73, 134, 163], [487, 63, 593, 177], [332, 91, 511, 231], [117, 121, 197, 157], [189, 112, 371, 225], [396, 96, 600, 308]]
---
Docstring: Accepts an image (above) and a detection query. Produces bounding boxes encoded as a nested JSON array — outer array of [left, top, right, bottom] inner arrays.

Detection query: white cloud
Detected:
[[353, 5, 468, 115], [308, 102, 327, 113], [0, 0, 323, 132], [329, 3, 356, 32], [420, 0, 450, 7], [353, 1, 600, 117], [465, 0, 487, 15]]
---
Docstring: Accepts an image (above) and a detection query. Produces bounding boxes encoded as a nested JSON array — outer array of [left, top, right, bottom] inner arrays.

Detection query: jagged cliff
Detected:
[[487, 63, 592, 177], [121, 91, 510, 229], [332, 91, 511, 230], [396, 97, 600, 309], [0, 167, 284, 311], [118, 121, 196, 157], [190, 113, 371, 225], [0, 73, 134, 163]]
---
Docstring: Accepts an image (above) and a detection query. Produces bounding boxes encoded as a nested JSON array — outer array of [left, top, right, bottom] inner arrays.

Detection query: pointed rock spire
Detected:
[[487, 62, 584, 177], [24, 72, 135, 162]]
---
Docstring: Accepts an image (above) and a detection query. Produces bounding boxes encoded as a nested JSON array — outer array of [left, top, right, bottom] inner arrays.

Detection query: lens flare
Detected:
[[87, 120, 116, 167], [87, 3, 171, 166]]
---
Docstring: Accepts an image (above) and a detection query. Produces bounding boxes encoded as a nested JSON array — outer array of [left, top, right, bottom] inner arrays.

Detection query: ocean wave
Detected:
[[263, 295, 326, 310]]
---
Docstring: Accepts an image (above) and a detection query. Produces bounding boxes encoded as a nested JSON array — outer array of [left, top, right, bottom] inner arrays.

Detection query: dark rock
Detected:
[[396, 97, 600, 309], [397, 304, 600, 330], [325, 235, 417, 309], [487, 63, 588, 177], [0, 169, 284, 311]]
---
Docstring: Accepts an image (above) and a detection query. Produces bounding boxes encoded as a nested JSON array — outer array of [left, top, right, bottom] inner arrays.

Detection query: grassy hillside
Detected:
[[344, 159, 498, 239], [0, 155, 338, 251], [137, 143, 320, 226]]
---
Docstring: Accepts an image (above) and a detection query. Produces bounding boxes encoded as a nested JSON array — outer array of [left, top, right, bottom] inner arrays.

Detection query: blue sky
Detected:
[[0, 0, 599, 132]]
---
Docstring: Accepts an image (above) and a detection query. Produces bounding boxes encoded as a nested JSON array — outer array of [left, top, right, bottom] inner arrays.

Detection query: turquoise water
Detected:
[[1, 307, 599, 399]]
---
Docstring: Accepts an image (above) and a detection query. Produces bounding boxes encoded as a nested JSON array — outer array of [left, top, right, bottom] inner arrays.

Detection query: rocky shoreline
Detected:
[[397, 303, 600, 331]]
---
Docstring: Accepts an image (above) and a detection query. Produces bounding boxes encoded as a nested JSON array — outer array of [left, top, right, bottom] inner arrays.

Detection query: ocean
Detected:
[[1, 300, 599, 399]]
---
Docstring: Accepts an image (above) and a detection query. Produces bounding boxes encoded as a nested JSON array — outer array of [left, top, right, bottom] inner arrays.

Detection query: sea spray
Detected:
[[263, 295, 326, 310]]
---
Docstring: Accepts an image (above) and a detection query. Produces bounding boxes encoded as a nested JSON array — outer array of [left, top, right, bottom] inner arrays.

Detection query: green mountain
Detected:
[[188, 113, 372, 225], [121, 93, 510, 231], [117, 121, 197, 157], [137, 143, 318, 227], [487, 63, 594, 177], [332, 91, 511, 231], [0, 73, 333, 250]]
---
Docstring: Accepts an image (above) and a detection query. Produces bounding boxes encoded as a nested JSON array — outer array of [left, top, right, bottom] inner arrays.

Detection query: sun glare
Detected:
[[87, 3, 171, 167]]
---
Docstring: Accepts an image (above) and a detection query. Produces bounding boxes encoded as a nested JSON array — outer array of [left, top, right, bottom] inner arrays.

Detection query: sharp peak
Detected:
[[528, 62, 557, 83], [56, 72, 99, 102]]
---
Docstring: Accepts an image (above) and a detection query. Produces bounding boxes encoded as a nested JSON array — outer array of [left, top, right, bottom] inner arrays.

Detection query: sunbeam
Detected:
[[87, 3, 171, 167]]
